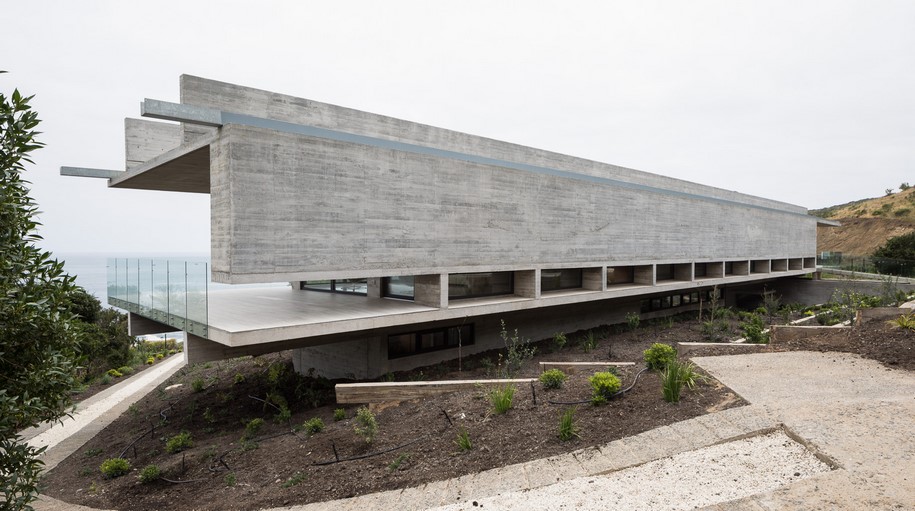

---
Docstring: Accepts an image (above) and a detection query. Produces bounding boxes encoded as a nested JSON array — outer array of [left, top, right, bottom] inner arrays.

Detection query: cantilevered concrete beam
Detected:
[[141, 99, 223, 127], [60, 167, 124, 179]]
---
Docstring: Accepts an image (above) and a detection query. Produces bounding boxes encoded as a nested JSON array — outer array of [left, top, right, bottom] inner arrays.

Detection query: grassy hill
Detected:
[[813, 186, 915, 256]]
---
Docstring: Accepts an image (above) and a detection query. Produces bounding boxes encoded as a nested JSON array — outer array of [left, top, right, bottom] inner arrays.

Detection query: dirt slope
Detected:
[[814, 187, 915, 256]]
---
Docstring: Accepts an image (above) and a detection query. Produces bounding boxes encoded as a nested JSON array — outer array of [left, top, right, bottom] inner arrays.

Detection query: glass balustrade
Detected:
[[107, 258, 208, 337]]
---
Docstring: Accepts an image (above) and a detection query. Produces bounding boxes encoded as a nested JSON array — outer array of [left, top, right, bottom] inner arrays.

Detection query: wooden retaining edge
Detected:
[[539, 361, 635, 373], [335, 378, 537, 404]]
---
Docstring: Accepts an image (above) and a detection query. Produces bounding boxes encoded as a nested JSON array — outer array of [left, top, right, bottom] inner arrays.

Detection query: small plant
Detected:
[[388, 452, 411, 471], [454, 428, 473, 452], [333, 408, 346, 421], [224, 473, 237, 487], [99, 457, 131, 479], [558, 408, 580, 441], [354, 406, 378, 444], [303, 417, 325, 434], [625, 312, 640, 331], [539, 368, 567, 390], [892, 313, 915, 330], [553, 331, 567, 350], [678, 361, 706, 389], [662, 360, 685, 402], [580, 330, 598, 352], [243, 418, 264, 440], [156, 352, 164, 360], [82, 448, 103, 458], [100, 373, 112, 385], [138, 464, 161, 484], [233, 373, 245, 385], [106, 368, 123, 378], [146, 356, 155, 365], [740, 313, 769, 344], [202, 407, 216, 423], [489, 384, 516, 414], [589, 371, 621, 405], [191, 377, 205, 392], [282, 471, 307, 488], [500, 320, 536, 375], [643, 343, 677, 370], [165, 431, 193, 453]]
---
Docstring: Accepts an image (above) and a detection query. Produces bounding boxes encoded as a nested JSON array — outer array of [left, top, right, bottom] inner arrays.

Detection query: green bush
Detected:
[[354, 407, 378, 444], [558, 408, 580, 441], [580, 331, 598, 352], [165, 431, 193, 453], [500, 320, 536, 376], [138, 464, 161, 484], [233, 373, 245, 385], [539, 369, 567, 390], [589, 371, 621, 405], [100, 457, 131, 478], [243, 418, 264, 440], [191, 377, 205, 392], [740, 313, 769, 344], [643, 343, 677, 370], [303, 417, 325, 434], [100, 373, 112, 385], [146, 356, 155, 365], [106, 368, 123, 378], [892, 313, 915, 330], [489, 384, 516, 414], [552, 331, 567, 350], [625, 312, 640, 331], [116, 365, 134, 375], [333, 408, 346, 421], [662, 360, 685, 403]]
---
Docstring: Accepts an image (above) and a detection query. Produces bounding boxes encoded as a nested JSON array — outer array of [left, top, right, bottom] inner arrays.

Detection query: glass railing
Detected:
[[818, 254, 915, 278], [107, 258, 208, 337]]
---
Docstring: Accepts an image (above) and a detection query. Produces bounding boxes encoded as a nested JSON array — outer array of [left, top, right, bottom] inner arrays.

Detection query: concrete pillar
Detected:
[[582, 267, 604, 291], [514, 269, 538, 298], [184, 331, 230, 366], [366, 277, 382, 298], [415, 273, 447, 308]]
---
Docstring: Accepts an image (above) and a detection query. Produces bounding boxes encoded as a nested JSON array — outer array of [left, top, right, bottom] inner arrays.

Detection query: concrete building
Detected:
[[63, 76, 831, 379]]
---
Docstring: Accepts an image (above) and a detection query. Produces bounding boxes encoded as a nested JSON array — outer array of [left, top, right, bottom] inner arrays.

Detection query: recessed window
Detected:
[[301, 279, 367, 296], [448, 272, 513, 300], [387, 324, 474, 359], [725, 262, 735, 275], [541, 269, 583, 292], [656, 264, 674, 281], [383, 276, 415, 300], [695, 263, 707, 277]]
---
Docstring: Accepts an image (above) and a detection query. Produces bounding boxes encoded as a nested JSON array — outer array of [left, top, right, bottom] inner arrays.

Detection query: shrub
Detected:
[[333, 408, 346, 421], [100, 373, 112, 385], [116, 365, 134, 375], [138, 464, 161, 484], [552, 331, 567, 350], [156, 353, 164, 360], [740, 313, 769, 344], [500, 320, 536, 375], [146, 356, 155, 365], [701, 319, 730, 341], [106, 368, 123, 378], [662, 360, 685, 403], [539, 369, 567, 390], [243, 418, 264, 440], [388, 452, 411, 471], [224, 473, 237, 487], [625, 312, 640, 331], [233, 373, 245, 385], [643, 343, 677, 370], [589, 371, 621, 405], [677, 361, 706, 389], [303, 417, 325, 434], [454, 428, 472, 452], [489, 384, 516, 414], [558, 408, 580, 441], [99, 457, 131, 478], [165, 431, 193, 453], [354, 407, 378, 444]]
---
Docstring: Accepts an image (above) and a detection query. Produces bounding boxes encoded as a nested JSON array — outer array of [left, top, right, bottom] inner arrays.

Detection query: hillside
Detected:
[[813, 186, 915, 256]]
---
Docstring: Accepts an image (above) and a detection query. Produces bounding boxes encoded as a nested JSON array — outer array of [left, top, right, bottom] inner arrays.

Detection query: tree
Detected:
[[873, 232, 915, 277], [1, 73, 82, 510]]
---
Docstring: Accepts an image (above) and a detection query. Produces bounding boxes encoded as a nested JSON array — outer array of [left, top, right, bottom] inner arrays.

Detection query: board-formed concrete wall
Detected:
[[178, 76, 816, 284]]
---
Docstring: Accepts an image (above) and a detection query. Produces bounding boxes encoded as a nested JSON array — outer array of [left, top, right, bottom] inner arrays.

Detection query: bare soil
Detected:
[[43, 315, 913, 510]]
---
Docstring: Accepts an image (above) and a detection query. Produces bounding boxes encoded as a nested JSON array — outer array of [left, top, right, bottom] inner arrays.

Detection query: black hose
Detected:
[[546, 367, 649, 405]]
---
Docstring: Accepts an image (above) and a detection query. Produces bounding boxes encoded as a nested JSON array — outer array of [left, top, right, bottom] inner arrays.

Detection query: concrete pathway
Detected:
[[23, 354, 185, 472], [30, 351, 915, 510]]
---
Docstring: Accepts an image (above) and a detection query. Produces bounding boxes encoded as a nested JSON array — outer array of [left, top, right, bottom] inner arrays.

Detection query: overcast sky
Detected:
[[6, 0, 914, 255]]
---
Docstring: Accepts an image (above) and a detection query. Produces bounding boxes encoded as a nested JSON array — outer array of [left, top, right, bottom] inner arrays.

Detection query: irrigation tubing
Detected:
[[546, 367, 649, 405]]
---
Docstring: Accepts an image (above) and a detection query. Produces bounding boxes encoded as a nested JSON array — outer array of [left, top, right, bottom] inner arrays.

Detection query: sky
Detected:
[[5, 0, 914, 255]]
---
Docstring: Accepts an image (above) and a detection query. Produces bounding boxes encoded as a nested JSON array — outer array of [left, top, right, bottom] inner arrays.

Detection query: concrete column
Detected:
[[514, 269, 538, 298], [366, 277, 382, 298], [415, 273, 447, 308], [184, 331, 230, 366], [582, 267, 604, 291]]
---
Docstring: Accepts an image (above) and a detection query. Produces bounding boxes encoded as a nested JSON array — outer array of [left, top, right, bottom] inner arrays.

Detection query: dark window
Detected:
[[607, 266, 635, 285], [656, 264, 674, 281], [694, 263, 707, 277], [383, 276, 415, 300], [448, 272, 513, 300], [725, 262, 735, 275], [302, 279, 368, 295], [541, 269, 583, 292], [387, 324, 474, 359]]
